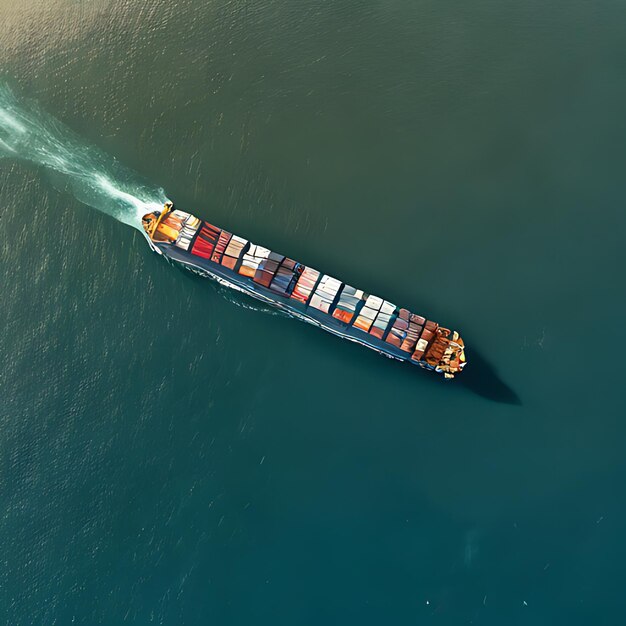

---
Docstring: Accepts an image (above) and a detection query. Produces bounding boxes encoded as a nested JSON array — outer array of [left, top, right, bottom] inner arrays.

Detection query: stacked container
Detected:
[[353, 295, 384, 333], [238, 244, 271, 278], [254, 252, 284, 288], [191, 222, 221, 259], [368, 300, 396, 339], [220, 235, 248, 270], [269, 258, 300, 296], [332, 285, 365, 323], [175, 216, 200, 251], [385, 309, 424, 352], [309, 275, 342, 314], [401, 313, 426, 352], [413, 321, 440, 362], [211, 230, 232, 264], [291, 267, 321, 304], [386, 311, 408, 349]]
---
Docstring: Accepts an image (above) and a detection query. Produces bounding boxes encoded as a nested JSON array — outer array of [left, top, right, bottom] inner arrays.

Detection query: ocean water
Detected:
[[1, 1, 626, 624]]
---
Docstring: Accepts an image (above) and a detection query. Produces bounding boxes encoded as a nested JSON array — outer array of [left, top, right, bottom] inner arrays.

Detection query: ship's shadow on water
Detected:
[[171, 262, 521, 405], [386, 343, 521, 405], [456, 347, 521, 405], [398, 346, 521, 405]]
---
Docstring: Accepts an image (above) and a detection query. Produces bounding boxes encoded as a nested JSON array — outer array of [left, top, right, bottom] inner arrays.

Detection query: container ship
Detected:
[[142, 202, 467, 378]]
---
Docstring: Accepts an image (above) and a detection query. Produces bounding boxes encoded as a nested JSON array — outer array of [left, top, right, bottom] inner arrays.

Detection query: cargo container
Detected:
[[142, 203, 467, 378]]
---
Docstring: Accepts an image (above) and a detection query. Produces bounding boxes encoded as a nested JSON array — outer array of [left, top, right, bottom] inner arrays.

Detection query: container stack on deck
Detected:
[[309, 275, 342, 314], [143, 206, 466, 377], [253, 252, 284, 287], [239, 244, 271, 278], [332, 285, 364, 323], [270, 258, 300, 296], [291, 267, 320, 304], [211, 230, 232, 263], [191, 222, 220, 258], [175, 214, 200, 251], [348, 295, 392, 341], [221, 236, 248, 270]]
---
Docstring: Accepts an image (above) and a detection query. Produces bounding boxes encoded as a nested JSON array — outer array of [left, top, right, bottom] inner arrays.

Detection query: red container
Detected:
[[370, 327, 385, 340], [420, 329, 434, 343], [386, 334, 402, 348]]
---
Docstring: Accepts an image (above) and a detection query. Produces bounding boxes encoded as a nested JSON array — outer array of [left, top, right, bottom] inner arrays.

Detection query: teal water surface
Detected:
[[1, 1, 626, 624]]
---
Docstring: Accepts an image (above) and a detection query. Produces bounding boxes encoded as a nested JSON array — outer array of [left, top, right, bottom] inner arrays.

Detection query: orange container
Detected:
[[332, 309, 353, 323], [370, 327, 384, 340], [353, 317, 372, 332], [238, 265, 256, 278], [221, 256, 237, 270]]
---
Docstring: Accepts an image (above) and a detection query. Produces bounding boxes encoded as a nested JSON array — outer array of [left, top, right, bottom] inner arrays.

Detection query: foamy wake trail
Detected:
[[0, 83, 168, 228]]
